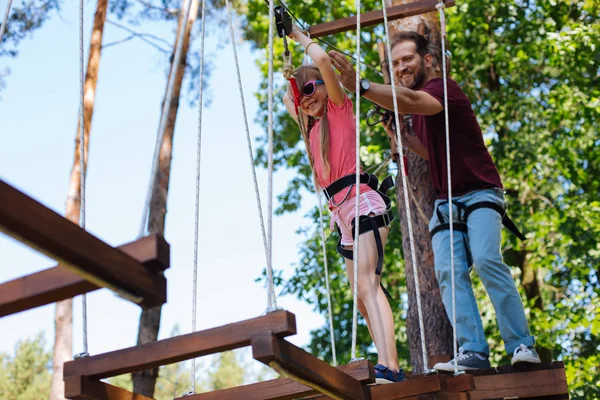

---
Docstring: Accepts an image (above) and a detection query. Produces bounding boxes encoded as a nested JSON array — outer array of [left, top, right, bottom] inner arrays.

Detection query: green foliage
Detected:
[[0, 332, 52, 400], [245, 0, 599, 398]]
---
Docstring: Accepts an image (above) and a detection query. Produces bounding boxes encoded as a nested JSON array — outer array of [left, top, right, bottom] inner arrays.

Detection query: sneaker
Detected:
[[511, 344, 541, 365], [433, 348, 491, 372], [373, 364, 405, 384]]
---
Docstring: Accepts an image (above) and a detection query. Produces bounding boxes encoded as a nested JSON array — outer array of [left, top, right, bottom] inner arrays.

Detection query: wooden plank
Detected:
[[0, 235, 169, 317], [439, 374, 475, 392], [251, 334, 369, 400], [369, 374, 443, 399], [307, 0, 455, 38], [468, 368, 569, 400], [0, 179, 167, 308], [64, 375, 153, 400], [63, 311, 296, 380], [464, 361, 565, 376], [174, 360, 374, 400]]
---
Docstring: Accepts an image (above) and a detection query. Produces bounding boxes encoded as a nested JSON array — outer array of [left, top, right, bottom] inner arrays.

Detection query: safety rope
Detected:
[[225, 0, 275, 311], [79, 0, 89, 358], [436, 0, 460, 375], [0, 0, 13, 47], [381, 0, 432, 373], [138, 0, 195, 238], [350, 0, 361, 362], [266, 0, 277, 312], [315, 189, 338, 366], [189, 0, 207, 393]]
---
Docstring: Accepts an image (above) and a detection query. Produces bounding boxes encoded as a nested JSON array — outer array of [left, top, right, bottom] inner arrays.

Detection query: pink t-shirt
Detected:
[[309, 94, 373, 207]]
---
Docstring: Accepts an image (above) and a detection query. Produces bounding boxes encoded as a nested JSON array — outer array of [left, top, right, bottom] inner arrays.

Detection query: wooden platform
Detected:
[[176, 360, 374, 400], [0, 234, 169, 316], [465, 362, 569, 400], [63, 311, 374, 400], [0, 179, 169, 308]]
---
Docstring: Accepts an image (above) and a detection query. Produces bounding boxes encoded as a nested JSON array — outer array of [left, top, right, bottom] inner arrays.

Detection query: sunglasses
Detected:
[[294, 79, 324, 105], [302, 79, 324, 97]]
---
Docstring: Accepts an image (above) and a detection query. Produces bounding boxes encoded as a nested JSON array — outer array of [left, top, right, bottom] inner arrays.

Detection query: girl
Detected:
[[283, 24, 403, 384]]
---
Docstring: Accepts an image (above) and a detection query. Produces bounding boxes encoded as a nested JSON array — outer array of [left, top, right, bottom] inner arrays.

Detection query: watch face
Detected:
[[362, 80, 370, 90]]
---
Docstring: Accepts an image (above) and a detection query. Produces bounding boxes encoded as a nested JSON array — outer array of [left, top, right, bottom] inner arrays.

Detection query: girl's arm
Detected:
[[283, 91, 298, 123], [289, 25, 345, 106], [284, 90, 311, 129]]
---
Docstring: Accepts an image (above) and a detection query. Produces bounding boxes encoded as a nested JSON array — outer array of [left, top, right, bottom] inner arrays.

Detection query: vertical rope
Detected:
[[78, 0, 89, 357], [350, 0, 361, 361], [0, 0, 13, 47], [139, 0, 195, 238], [315, 190, 338, 366], [381, 0, 430, 371], [190, 0, 207, 393], [436, 0, 459, 375], [225, 0, 274, 311], [266, 0, 277, 312]]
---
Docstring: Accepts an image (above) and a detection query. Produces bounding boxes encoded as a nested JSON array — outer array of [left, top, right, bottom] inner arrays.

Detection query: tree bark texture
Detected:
[[386, 1, 453, 373], [131, 0, 198, 396], [50, 0, 108, 398]]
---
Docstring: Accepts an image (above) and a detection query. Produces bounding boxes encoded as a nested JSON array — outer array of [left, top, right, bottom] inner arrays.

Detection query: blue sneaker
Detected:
[[373, 363, 405, 384]]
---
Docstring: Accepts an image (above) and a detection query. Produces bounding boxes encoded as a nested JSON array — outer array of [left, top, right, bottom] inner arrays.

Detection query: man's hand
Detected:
[[328, 50, 357, 93]]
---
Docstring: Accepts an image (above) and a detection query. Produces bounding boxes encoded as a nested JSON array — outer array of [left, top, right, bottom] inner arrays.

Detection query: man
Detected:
[[328, 31, 541, 371]]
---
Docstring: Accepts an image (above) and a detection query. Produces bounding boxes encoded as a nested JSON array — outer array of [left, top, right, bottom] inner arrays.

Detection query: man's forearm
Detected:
[[363, 82, 412, 113], [405, 135, 429, 160]]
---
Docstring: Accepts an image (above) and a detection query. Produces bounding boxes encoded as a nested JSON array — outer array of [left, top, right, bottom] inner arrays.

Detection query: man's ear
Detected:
[[424, 53, 434, 68]]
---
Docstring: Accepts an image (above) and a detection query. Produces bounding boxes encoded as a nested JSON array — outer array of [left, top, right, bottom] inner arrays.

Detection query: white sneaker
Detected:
[[511, 344, 541, 365], [433, 347, 491, 372]]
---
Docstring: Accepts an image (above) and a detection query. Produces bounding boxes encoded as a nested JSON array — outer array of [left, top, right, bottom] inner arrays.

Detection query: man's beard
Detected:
[[408, 59, 426, 90]]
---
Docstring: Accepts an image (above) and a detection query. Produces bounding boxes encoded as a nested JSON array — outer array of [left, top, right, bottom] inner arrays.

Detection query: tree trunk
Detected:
[[131, 0, 198, 396], [387, 1, 453, 373], [50, 1, 108, 398]]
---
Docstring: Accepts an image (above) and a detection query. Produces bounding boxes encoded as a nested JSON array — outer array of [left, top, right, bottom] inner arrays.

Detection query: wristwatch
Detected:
[[359, 78, 370, 97]]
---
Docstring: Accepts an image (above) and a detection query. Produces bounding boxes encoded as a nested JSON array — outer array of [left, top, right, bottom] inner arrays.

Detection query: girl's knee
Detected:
[[356, 279, 378, 301]]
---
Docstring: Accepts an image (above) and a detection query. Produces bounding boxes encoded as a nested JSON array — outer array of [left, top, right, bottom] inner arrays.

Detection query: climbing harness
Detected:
[[430, 199, 527, 267], [325, 173, 396, 299], [324, 173, 395, 276]]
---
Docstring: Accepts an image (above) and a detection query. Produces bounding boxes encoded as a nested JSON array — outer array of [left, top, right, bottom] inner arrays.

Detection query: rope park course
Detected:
[[0, 0, 570, 399]]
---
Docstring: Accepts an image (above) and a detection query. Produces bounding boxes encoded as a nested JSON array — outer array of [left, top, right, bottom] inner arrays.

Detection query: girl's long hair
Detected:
[[292, 65, 331, 187]]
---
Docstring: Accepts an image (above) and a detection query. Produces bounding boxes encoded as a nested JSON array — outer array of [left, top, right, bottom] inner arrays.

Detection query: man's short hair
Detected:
[[391, 31, 430, 57]]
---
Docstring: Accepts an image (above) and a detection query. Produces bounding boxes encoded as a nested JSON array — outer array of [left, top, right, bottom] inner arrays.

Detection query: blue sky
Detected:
[[0, 0, 324, 374]]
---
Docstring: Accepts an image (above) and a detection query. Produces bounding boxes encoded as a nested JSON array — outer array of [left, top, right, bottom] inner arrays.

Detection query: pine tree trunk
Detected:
[[131, 0, 198, 396], [387, 1, 453, 373], [49, 1, 108, 399]]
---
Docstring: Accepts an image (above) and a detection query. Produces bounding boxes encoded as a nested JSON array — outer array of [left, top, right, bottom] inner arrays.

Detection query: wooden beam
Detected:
[[306, 374, 473, 400], [0, 179, 168, 307], [0, 235, 169, 317], [468, 366, 568, 400], [174, 360, 374, 400], [63, 311, 296, 380], [64, 375, 153, 400], [251, 334, 369, 400], [307, 0, 455, 38]]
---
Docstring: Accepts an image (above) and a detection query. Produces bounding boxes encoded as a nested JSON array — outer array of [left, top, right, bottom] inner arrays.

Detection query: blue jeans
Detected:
[[429, 188, 535, 355]]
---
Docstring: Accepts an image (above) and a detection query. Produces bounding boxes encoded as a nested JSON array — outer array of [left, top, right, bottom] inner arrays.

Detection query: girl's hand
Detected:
[[288, 24, 304, 42]]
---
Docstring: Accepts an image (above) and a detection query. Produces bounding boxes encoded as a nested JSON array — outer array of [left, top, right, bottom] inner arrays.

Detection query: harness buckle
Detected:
[[382, 208, 393, 227]]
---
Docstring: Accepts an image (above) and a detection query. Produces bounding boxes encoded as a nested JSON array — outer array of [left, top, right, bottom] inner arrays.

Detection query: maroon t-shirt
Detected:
[[412, 78, 503, 198]]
